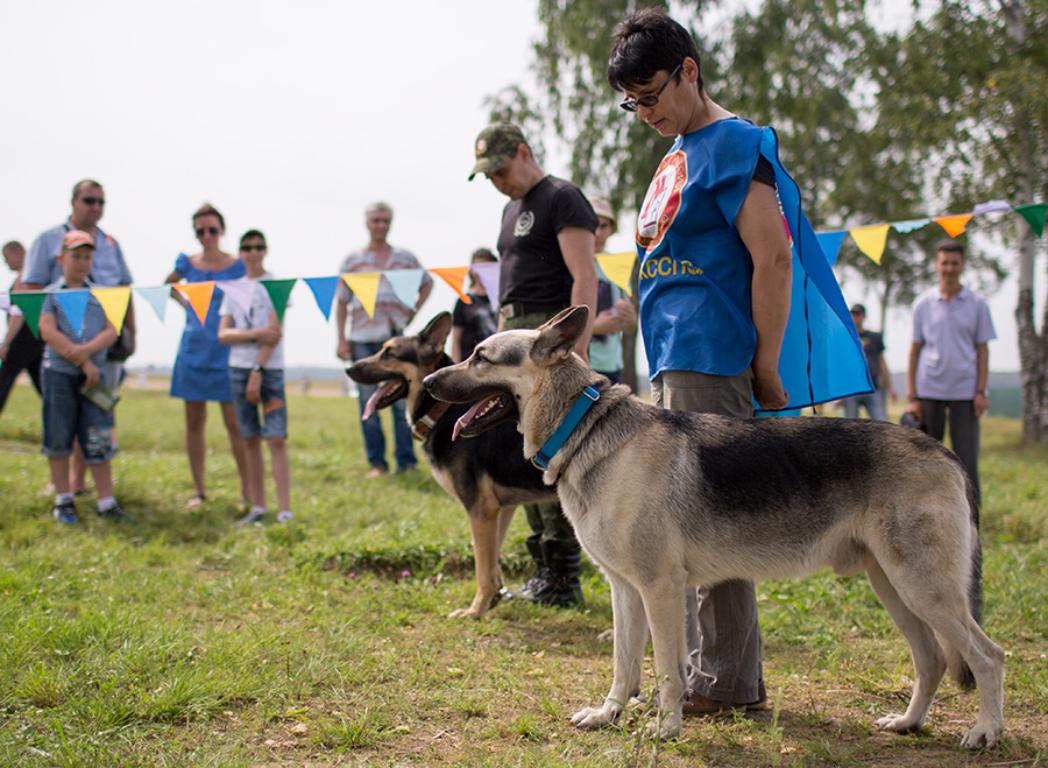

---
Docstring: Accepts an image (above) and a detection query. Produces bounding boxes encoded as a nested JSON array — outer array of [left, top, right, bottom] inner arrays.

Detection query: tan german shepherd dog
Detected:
[[423, 306, 1004, 749]]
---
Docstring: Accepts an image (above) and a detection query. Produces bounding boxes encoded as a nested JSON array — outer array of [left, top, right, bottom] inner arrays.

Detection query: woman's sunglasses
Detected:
[[240, 244, 267, 252], [195, 227, 220, 237]]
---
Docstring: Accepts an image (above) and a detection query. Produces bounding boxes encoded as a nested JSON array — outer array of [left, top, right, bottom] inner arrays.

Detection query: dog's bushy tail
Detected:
[[946, 468, 981, 691]]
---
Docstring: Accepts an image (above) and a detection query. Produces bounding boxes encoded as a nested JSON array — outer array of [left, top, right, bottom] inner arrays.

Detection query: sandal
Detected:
[[185, 494, 207, 510]]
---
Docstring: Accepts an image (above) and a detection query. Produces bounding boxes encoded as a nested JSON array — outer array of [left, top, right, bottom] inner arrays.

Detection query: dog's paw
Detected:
[[570, 704, 619, 729], [447, 606, 483, 620], [960, 721, 1002, 750], [644, 710, 682, 740], [874, 714, 922, 734]]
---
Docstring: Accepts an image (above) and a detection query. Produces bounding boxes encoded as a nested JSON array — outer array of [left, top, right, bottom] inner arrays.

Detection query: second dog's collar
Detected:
[[412, 401, 450, 441], [530, 385, 600, 470]]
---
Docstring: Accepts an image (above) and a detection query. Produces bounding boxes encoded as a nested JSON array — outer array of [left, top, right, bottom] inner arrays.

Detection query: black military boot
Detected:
[[535, 539, 584, 608], [508, 535, 553, 602]]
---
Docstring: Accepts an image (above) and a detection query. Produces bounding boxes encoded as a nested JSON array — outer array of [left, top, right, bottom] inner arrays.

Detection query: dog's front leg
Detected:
[[571, 576, 647, 730], [639, 585, 687, 739], [449, 506, 503, 619]]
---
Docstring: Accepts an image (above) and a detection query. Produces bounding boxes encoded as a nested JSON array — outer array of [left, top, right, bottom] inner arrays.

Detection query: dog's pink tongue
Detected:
[[362, 382, 394, 421], [452, 396, 494, 441]]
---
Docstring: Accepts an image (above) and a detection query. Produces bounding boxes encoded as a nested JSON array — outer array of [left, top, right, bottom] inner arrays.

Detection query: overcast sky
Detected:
[[1, 1, 1026, 375]]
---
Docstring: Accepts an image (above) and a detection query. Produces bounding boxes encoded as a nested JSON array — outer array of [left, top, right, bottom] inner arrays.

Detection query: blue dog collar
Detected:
[[530, 385, 600, 470]]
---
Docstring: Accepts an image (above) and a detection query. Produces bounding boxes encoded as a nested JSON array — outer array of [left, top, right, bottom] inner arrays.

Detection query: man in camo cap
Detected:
[[469, 122, 598, 608]]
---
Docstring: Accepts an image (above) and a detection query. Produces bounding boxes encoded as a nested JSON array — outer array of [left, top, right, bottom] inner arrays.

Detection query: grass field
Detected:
[[0, 381, 1045, 767]]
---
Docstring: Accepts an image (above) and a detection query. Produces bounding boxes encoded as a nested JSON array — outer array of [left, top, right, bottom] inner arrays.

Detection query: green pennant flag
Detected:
[[10, 292, 48, 338], [259, 278, 297, 321], [1014, 203, 1047, 238]]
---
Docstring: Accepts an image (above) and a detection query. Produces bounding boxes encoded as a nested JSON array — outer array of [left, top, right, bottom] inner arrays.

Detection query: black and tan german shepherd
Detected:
[[345, 312, 554, 618]]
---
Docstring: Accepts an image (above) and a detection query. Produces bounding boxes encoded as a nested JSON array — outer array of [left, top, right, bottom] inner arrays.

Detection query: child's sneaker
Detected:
[[276, 511, 293, 523], [98, 500, 133, 522], [236, 506, 266, 525], [53, 499, 79, 524]]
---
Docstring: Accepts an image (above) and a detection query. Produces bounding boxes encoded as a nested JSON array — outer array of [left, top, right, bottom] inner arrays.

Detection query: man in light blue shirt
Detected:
[[906, 240, 996, 506]]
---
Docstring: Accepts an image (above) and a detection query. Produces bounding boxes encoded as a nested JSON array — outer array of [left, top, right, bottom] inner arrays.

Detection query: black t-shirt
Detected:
[[860, 329, 885, 388], [452, 293, 498, 359], [497, 175, 598, 306]]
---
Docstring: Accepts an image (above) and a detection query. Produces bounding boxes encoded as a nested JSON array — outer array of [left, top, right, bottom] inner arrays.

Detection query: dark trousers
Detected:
[[920, 399, 981, 512], [0, 326, 44, 414]]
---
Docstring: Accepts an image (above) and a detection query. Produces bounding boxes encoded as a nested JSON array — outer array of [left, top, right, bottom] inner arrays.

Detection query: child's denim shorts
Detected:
[[229, 367, 288, 439], [42, 368, 114, 463]]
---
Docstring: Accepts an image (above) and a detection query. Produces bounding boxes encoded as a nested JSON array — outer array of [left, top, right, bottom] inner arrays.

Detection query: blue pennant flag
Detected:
[[54, 289, 91, 336], [383, 269, 424, 307], [760, 127, 873, 412], [304, 276, 339, 321], [815, 230, 848, 265], [135, 286, 171, 322], [892, 218, 931, 234]]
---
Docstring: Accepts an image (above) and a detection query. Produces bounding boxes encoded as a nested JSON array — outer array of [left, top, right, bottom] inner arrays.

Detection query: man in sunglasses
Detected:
[[23, 179, 135, 493]]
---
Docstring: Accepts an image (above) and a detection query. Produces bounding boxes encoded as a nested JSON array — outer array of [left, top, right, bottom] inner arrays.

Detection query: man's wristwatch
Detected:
[[252, 365, 263, 373], [977, 389, 987, 396]]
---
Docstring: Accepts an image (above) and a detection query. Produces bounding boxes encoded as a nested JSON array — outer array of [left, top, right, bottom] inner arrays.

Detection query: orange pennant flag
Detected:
[[173, 282, 216, 325], [933, 214, 973, 237], [430, 267, 472, 304]]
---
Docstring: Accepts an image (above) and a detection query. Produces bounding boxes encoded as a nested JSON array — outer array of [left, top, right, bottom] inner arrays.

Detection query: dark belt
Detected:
[[499, 301, 567, 319]]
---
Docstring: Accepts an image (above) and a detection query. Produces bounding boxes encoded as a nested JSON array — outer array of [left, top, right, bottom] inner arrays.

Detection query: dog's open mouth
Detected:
[[453, 392, 515, 440], [362, 378, 408, 420]]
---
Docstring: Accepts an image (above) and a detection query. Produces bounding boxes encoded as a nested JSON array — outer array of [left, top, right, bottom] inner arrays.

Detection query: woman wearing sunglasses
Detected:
[[165, 203, 249, 510]]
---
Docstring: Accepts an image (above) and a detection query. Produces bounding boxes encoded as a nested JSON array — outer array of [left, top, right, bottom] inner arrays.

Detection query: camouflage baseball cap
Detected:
[[468, 123, 526, 181]]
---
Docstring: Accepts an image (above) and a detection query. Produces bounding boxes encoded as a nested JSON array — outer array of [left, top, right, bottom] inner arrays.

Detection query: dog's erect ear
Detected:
[[418, 312, 453, 360], [531, 305, 589, 364]]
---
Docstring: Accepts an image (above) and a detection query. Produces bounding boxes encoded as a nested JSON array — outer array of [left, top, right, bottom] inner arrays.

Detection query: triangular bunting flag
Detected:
[[215, 279, 255, 316], [1014, 203, 1047, 237], [304, 276, 339, 320], [90, 286, 131, 334], [891, 218, 931, 234], [173, 282, 216, 325], [849, 224, 890, 265], [430, 267, 472, 304], [933, 214, 972, 237], [470, 262, 501, 311], [973, 200, 1012, 215], [54, 289, 91, 336], [814, 231, 848, 266], [10, 293, 47, 337], [382, 269, 424, 308], [135, 286, 171, 322], [341, 272, 382, 318], [260, 278, 297, 321], [595, 252, 636, 297]]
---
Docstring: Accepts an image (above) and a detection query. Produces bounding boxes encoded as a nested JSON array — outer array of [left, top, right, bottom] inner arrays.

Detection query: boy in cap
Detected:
[[38, 230, 125, 523]]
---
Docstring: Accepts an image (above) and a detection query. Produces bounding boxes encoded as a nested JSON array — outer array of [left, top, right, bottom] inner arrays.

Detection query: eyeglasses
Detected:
[[619, 63, 683, 112], [80, 197, 105, 206], [241, 244, 266, 252], [195, 227, 220, 237]]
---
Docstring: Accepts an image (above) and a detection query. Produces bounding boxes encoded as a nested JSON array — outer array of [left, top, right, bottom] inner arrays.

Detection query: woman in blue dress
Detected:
[[165, 203, 249, 509]]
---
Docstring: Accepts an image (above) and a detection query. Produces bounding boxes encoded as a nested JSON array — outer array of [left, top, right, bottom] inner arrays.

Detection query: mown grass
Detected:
[[0, 383, 1045, 767]]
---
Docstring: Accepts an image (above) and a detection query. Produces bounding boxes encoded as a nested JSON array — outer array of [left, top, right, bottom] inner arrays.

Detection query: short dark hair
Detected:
[[193, 203, 225, 232], [935, 239, 965, 258], [471, 247, 498, 263], [2, 240, 24, 254], [71, 179, 102, 202], [607, 8, 703, 94], [239, 229, 266, 247]]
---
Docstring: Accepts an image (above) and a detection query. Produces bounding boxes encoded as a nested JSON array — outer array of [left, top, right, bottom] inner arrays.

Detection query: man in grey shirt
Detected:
[[906, 239, 996, 507]]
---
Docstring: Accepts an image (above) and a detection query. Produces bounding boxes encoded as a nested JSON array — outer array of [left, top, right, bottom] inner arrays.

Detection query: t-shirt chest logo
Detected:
[[637, 151, 687, 253], [514, 211, 535, 238]]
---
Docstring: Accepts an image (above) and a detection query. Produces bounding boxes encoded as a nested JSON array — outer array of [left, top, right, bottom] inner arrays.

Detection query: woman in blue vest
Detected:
[[607, 8, 869, 716]]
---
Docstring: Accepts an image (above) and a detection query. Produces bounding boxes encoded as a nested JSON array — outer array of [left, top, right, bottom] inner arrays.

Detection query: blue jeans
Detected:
[[350, 341, 416, 471], [843, 389, 887, 421], [229, 367, 288, 439], [41, 368, 114, 463]]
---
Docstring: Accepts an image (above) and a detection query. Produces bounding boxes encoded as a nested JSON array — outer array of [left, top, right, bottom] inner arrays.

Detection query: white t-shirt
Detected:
[[218, 273, 285, 370]]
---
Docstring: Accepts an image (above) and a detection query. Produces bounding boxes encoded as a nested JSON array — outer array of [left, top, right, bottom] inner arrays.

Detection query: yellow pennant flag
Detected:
[[341, 272, 382, 318], [173, 282, 216, 325], [596, 252, 637, 297], [89, 286, 132, 333], [849, 224, 890, 264], [933, 214, 973, 237], [430, 267, 472, 304]]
